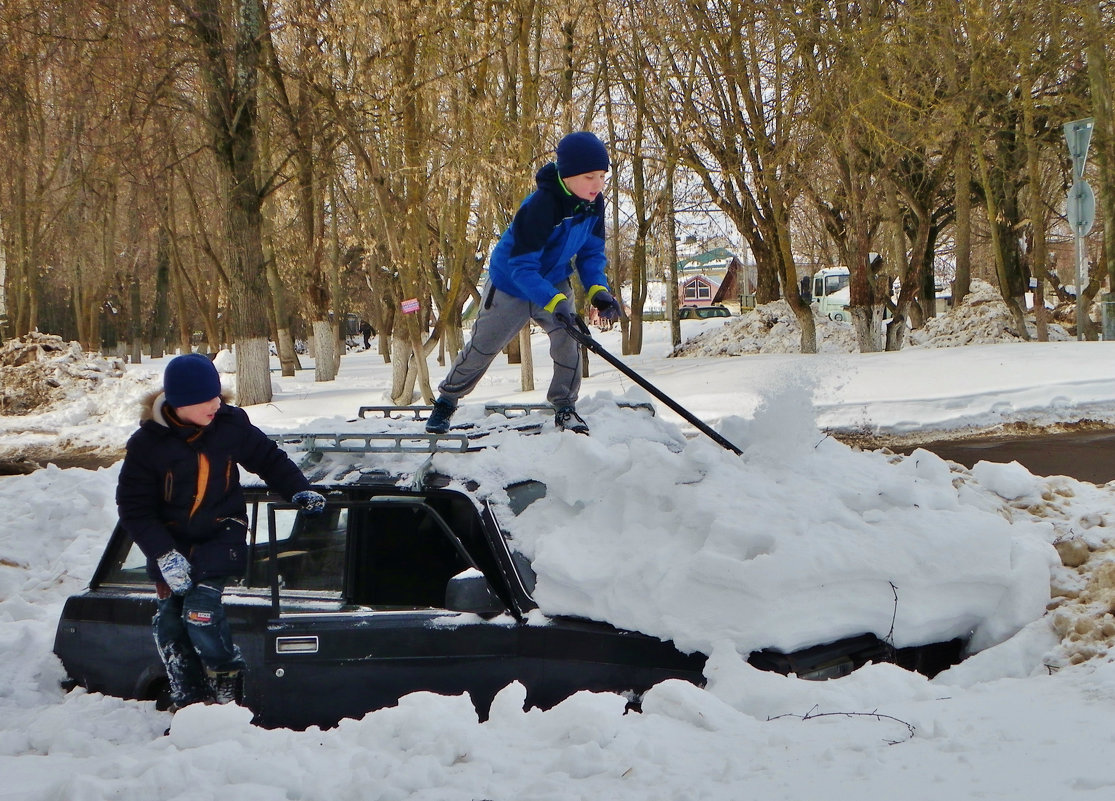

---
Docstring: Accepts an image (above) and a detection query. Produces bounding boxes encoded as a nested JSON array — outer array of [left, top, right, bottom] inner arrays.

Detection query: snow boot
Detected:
[[554, 405, 589, 434], [206, 669, 243, 705], [425, 396, 458, 434]]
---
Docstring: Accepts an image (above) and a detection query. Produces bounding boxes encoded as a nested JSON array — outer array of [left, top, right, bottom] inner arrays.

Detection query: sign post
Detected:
[[1063, 117, 1095, 340]]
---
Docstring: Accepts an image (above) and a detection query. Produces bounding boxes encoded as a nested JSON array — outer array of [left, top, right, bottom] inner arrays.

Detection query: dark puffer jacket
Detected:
[[116, 393, 311, 581]]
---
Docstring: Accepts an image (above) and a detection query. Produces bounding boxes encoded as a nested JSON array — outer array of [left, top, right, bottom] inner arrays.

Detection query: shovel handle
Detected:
[[562, 317, 743, 455]]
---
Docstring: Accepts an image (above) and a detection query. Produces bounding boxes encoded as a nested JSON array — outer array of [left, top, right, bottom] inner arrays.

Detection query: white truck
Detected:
[[811, 266, 851, 321]]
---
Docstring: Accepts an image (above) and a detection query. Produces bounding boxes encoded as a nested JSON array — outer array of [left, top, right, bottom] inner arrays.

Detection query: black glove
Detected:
[[591, 290, 622, 321], [292, 490, 326, 515], [552, 298, 576, 329]]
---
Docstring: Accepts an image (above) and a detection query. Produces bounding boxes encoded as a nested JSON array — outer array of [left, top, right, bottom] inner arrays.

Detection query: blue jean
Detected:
[[153, 578, 245, 706]]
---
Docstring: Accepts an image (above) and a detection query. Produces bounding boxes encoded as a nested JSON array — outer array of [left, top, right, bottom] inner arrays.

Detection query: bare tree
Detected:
[[172, 0, 273, 403], [637, 0, 817, 352], [1080, 1, 1115, 319]]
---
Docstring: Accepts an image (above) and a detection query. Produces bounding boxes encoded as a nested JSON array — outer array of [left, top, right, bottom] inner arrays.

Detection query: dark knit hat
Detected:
[[163, 353, 222, 408], [556, 131, 609, 178]]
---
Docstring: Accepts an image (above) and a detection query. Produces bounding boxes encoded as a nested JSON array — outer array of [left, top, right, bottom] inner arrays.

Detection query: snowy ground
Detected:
[[3, 286, 1115, 800]]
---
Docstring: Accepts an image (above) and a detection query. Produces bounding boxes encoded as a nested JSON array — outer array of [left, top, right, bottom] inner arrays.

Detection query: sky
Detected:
[[2, 282, 1115, 800]]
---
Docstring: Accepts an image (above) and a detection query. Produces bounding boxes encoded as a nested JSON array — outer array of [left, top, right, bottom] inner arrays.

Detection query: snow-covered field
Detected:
[[3, 287, 1115, 800]]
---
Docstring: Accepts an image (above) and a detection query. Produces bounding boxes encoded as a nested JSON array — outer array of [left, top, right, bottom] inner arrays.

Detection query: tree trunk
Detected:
[[1084, 2, 1115, 298], [129, 274, 142, 364], [1022, 76, 1049, 342], [312, 319, 336, 382], [259, 138, 298, 377], [235, 337, 271, 406], [664, 157, 681, 349], [953, 140, 972, 305], [883, 180, 909, 350], [0, 227, 7, 343], [389, 331, 420, 406], [973, 141, 1030, 341], [518, 326, 534, 392], [149, 223, 171, 359], [183, 0, 273, 404]]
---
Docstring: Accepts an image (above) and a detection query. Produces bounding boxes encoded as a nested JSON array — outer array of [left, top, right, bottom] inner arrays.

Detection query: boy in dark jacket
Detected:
[[426, 131, 622, 435], [116, 353, 325, 708]]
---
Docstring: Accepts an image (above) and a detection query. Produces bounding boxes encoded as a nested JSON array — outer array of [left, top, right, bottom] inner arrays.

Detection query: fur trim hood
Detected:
[[138, 389, 234, 426]]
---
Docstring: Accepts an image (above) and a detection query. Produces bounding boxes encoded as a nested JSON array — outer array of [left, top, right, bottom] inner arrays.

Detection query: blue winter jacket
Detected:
[[116, 395, 311, 581], [488, 162, 611, 308]]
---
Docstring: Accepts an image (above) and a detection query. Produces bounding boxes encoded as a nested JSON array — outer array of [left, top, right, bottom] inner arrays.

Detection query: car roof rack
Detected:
[[355, 401, 655, 420], [270, 400, 659, 462], [267, 432, 471, 454]]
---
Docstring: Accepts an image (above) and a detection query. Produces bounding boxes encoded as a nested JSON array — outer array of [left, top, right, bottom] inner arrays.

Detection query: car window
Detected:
[[251, 506, 349, 594], [825, 273, 849, 294], [344, 502, 475, 609], [98, 537, 152, 586]]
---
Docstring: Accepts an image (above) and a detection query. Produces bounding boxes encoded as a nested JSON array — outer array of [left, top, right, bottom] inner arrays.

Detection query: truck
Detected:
[[811, 266, 851, 321]]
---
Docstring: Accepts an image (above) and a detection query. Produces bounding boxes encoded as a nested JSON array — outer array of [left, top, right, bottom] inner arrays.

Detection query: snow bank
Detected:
[[672, 280, 1072, 358], [441, 384, 1057, 659]]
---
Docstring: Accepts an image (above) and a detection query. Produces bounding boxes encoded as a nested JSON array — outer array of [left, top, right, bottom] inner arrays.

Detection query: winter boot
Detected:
[[425, 396, 458, 434], [554, 405, 589, 434], [206, 669, 243, 705], [157, 641, 210, 709]]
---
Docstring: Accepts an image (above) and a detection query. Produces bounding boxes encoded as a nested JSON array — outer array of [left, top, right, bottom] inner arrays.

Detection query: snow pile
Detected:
[[0, 333, 127, 415], [908, 281, 1072, 347], [998, 472, 1115, 669], [444, 385, 1057, 660], [670, 300, 858, 356], [0, 334, 160, 469], [671, 280, 1073, 358]]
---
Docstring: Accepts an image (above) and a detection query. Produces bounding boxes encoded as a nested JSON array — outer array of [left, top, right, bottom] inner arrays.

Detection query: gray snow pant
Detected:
[[438, 280, 581, 408]]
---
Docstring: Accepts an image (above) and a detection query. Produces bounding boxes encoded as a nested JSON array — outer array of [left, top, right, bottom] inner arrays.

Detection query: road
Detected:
[[913, 429, 1115, 485]]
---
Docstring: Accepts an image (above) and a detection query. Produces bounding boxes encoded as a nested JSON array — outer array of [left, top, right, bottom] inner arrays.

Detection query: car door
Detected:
[[516, 615, 707, 711], [251, 496, 526, 730]]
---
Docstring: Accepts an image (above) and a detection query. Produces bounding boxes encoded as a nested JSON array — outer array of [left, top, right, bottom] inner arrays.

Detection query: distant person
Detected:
[[359, 320, 374, 349], [116, 353, 326, 709], [426, 131, 622, 435]]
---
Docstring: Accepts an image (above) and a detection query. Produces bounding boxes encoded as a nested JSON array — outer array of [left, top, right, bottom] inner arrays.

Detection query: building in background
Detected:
[[676, 247, 753, 310]]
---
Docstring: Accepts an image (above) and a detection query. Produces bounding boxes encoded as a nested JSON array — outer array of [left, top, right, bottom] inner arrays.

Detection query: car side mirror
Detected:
[[445, 568, 504, 617]]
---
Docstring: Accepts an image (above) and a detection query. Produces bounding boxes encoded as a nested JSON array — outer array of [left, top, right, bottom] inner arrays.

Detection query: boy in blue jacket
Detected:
[[116, 353, 325, 708], [426, 131, 622, 435]]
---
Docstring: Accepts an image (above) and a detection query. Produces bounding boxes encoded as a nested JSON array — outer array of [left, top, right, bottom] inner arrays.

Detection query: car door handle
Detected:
[[275, 635, 319, 654]]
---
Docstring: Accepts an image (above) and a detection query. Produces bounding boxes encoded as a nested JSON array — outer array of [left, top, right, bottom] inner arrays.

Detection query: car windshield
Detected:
[[825, 273, 849, 294]]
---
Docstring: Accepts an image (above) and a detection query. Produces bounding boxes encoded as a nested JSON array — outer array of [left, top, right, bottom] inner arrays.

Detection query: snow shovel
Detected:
[[564, 317, 743, 455]]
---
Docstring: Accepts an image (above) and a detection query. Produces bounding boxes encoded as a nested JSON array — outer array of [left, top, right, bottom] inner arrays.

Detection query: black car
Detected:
[[679, 305, 732, 319], [54, 421, 964, 730]]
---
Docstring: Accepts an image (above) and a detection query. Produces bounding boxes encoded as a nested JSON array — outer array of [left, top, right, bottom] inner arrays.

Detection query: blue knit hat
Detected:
[[556, 132, 609, 178], [163, 353, 222, 408]]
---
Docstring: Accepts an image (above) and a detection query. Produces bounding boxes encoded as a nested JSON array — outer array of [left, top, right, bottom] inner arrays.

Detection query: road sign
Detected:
[[1067, 179, 1096, 236], [1064, 119, 1096, 342], [1063, 118, 1094, 180]]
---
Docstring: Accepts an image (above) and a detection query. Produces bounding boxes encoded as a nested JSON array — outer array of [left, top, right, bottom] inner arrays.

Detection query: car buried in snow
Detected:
[[54, 410, 966, 730], [678, 304, 733, 320]]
